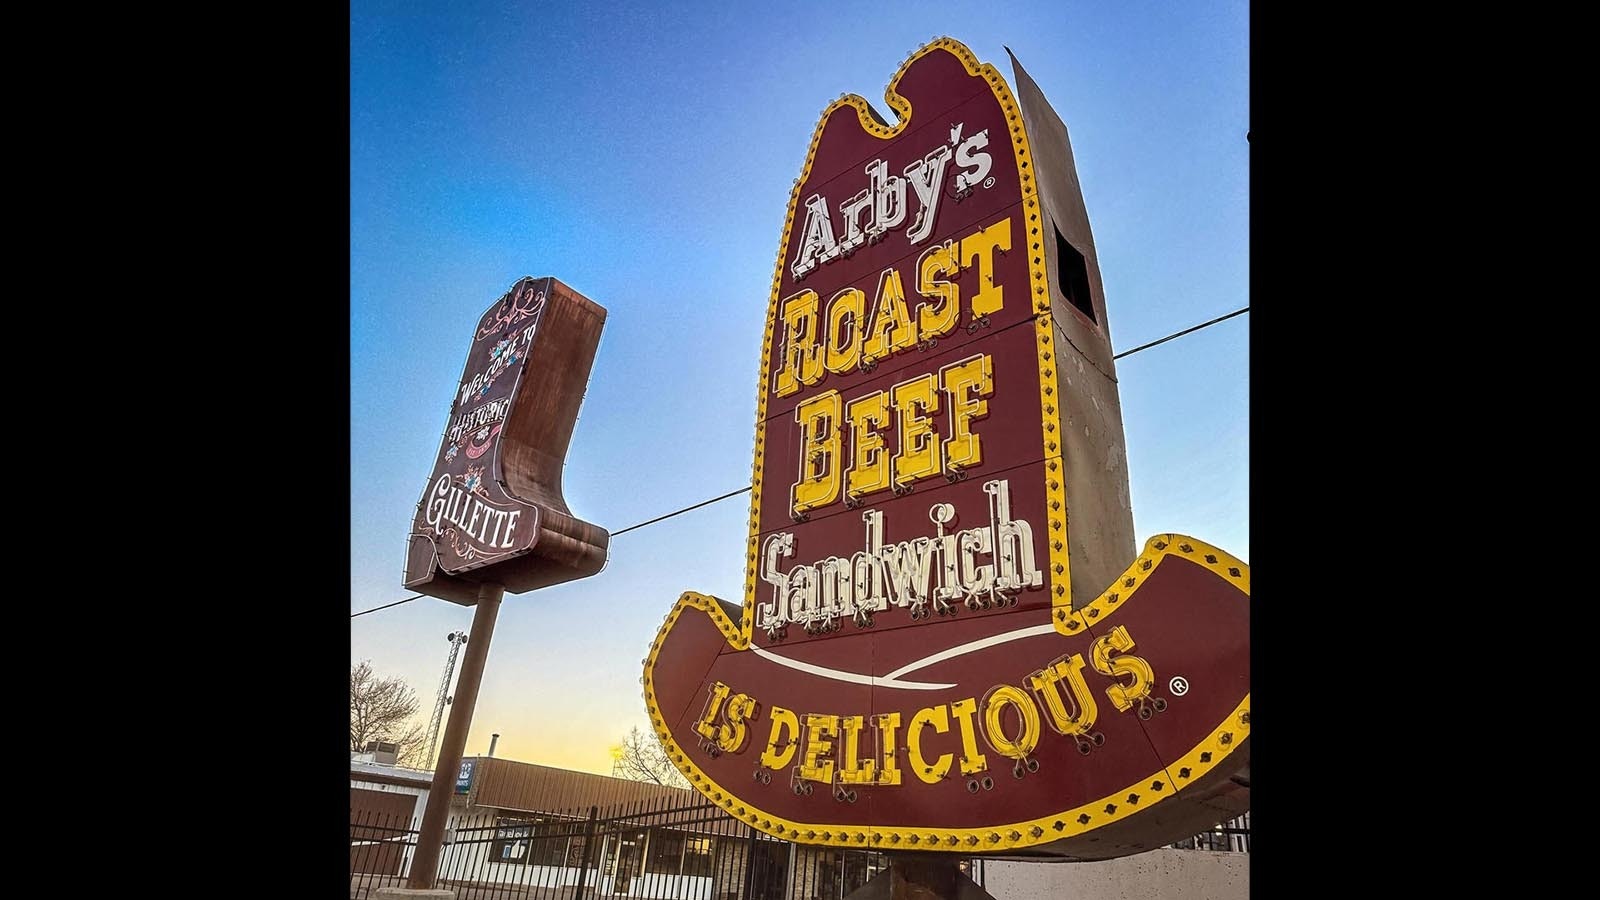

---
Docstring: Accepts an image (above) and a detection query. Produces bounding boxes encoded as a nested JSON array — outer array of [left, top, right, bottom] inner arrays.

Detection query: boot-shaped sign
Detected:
[[643, 38, 1248, 859], [405, 276, 609, 603]]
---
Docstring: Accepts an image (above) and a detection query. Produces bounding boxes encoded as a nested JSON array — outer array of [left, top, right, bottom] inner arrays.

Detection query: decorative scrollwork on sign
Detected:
[[440, 526, 475, 561], [476, 283, 547, 340]]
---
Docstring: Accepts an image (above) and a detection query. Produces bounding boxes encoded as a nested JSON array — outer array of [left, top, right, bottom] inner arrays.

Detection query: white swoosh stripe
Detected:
[[883, 623, 1058, 680], [749, 622, 1060, 691], [749, 645, 956, 691]]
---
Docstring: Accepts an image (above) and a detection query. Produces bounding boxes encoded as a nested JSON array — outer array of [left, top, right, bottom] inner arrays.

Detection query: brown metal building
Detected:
[[464, 757, 693, 813], [351, 756, 694, 822]]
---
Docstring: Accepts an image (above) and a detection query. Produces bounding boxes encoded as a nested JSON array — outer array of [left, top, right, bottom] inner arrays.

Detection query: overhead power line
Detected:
[[351, 305, 1248, 619], [351, 595, 425, 618], [611, 485, 753, 537], [1114, 306, 1248, 360]]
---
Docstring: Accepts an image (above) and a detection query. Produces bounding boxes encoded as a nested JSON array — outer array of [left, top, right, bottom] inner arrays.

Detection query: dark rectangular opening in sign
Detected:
[[1055, 222, 1096, 325]]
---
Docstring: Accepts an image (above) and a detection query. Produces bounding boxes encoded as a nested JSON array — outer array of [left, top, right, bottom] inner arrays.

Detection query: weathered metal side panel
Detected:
[[1009, 51, 1136, 610]]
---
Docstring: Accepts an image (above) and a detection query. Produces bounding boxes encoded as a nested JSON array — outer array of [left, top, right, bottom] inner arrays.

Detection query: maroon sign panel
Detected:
[[405, 277, 609, 604], [418, 281, 548, 574], [643, 39, 1249, 859]]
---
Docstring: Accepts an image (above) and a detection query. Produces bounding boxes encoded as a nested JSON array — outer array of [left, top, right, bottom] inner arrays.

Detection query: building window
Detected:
[[528, 818, 572, 867], [645, 828, 686, 875], [682, 836, 715, 877], [491, 817, 534, 864], [564, 834, 590, 869]]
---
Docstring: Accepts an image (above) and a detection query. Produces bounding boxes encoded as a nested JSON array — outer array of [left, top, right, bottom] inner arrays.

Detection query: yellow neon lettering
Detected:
[[845, 391, 890, 497], [916, 240, 960, 340], [940, 354, 992, 471], [961, 218, 1012, 318], [693, 682, 731, 742], [949, 697, 989, 775], [907, 705, 953, 784], [837, 715, 877, 785], [892, 374, 940, 486], [1091, 625, 1155, 712], [980, 685, 1040, 759], [863, 267, 913, 360], [760, 706, 800, 770], [874, 712, 902, 786], [801, 714, 840, 784], [773, 289, 821, 397], [1027, 653, 1099, 736], [791, 390, 842, 513], [824, 288, 865, 374], [718, 693, 756, 754]]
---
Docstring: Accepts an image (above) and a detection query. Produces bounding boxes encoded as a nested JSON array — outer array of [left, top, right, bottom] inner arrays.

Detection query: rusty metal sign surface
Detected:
[[643, 39, 1248, 859]]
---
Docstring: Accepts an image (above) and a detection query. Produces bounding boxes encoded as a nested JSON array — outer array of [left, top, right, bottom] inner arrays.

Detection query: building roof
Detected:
[[467, 756, 695, 816], [350, 758, 434, 789], [349, 755, 695, 812]]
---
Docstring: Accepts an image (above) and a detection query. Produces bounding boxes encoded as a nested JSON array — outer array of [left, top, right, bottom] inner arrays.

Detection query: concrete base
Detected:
[[981, 849, 1249, 900], [372, 889, 454, 900]]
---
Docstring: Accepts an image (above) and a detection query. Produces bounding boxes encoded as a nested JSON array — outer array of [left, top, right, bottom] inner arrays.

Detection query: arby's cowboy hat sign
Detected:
[[642, 38, 1248, 860]]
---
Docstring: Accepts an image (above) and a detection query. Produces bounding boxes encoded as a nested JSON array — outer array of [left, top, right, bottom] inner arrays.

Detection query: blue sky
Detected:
[[351, 0, 1247, 775]]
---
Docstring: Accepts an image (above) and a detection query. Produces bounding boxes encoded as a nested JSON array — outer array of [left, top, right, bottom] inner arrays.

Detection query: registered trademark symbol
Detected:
[[1169, 676, 1189, 696], [983, 176, 996, 189]]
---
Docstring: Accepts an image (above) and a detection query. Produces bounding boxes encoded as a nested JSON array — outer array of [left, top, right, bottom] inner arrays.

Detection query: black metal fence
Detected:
[[352, 796, 1246, 900], [1170, 812, 1250, 853]]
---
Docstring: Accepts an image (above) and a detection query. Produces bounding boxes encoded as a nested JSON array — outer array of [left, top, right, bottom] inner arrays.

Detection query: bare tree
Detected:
[[615, 725, 689, 789], [350, 660, 428, 767]]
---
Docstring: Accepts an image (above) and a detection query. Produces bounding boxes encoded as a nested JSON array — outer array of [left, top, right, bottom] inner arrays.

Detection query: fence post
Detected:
[[784, 840, 798, 900], [573, 805, 600, 900], [740, 826, 759, 900]]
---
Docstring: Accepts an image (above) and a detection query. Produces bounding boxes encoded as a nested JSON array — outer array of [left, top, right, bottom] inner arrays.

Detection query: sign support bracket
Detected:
[[844, 853, 999, 900]]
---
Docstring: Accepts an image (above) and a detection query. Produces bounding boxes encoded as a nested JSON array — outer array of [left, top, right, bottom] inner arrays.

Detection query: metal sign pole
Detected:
[[407, 582, 505, 890], [843, 853, 998, 900]]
